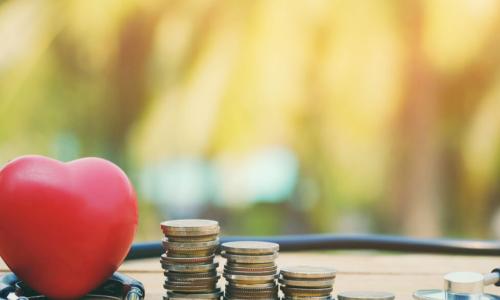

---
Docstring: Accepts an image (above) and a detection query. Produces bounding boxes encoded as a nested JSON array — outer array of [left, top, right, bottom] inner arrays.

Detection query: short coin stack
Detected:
[[279, 266, 336, 300], [161, 219, 222, 300], [221, 241, 280, 300]]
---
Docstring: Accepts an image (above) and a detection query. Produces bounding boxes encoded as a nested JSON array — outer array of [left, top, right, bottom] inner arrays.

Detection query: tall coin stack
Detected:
[[161, 219, 222, 300], [279, 266, 336, 300], [221, 241, 280, 300]]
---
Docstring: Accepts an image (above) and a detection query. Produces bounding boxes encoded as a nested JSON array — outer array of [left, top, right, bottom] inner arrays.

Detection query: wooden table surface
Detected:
[[1, 253, 499, 299]]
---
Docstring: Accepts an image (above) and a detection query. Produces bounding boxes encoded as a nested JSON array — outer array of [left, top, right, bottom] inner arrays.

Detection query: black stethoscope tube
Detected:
[[125, 234, 500, 260]]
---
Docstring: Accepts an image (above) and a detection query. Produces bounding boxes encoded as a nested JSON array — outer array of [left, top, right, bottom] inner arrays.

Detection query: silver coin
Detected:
[[167, 234, 220, 242], [222, 252, 278, 264], [227, 262, 276, 268], [224, 289, 279, 296], [337, 291, 395, 300], [221, 241, 279, 255], [283, 296, 332, 300], [225, 265, 277, 271], [226, 282, 277, 289], [165, 238, 220, 250], [281, 287, 333, 297], [166, 249, 218, 257], [161, 219, 220, 236], [166, 298, 221, 300], [166, 271, 218, 278], [280, 266, 336, 279], [224, 273, 278, 283], [165, 276, 220, 285], [164, 283, 217, 292], [165, 262, 219, 273], [279, 278, 334, 288], [167, 290, 223, 299], [162, 253, 215, 264], [166, 297, 221, 300], [223, 297, 278, 300], [224, 291, 278, 299], [225, 268, 277, 276]]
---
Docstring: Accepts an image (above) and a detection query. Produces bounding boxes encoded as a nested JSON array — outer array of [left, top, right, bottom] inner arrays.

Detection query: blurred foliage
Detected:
[[1, 0, 500, 239]]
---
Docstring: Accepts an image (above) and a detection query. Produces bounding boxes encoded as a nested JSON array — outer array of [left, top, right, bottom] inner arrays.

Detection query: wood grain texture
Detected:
[[1, 253, 499, 299]]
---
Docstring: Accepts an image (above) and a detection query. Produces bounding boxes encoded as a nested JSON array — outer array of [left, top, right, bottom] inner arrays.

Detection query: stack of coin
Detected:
[[221, 241, 280, 300], [160, 219, 222, 300], [279, 266, 336, 300]]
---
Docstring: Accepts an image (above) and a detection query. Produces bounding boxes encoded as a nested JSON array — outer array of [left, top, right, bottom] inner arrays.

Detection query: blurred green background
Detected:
[[1, 0, 499, 241]]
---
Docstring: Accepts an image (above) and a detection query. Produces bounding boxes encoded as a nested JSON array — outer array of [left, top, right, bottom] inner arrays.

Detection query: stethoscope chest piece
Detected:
[[414, 271, 500, 300]]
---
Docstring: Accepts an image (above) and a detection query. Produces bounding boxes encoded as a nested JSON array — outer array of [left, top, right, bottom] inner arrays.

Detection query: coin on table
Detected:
[[224, 288, 278, 296], [165, 297, 221, 300], [166, 234, 220, 242], [167, 290, 223, 299], [227, 262, 276, 268], [164, 283, 217, 292], [166, 248, 218, 257], [226, 282, 277, 289], [164, 238, 220, 250], [279, 277, 335, 288], [280, 266, 336, 279], [164, 262, 219, 273], [223, 298, 278, 300], [224, 273, 278, 283], [224, 268, 277, 276], [225, 264, 277, 272], [281, 287, 333, 297], [166, 297, 221, 300], [162, 253, 215, 264], [336, 291, 395, 300], [221, 241, 279, 255], [166, 270, 218, 278], [161, 219, 220, 236], [166, 275, 220, 284], [224, 291, 278, 299], [222, 252, 278, 264], [283, 296, 332, 300]]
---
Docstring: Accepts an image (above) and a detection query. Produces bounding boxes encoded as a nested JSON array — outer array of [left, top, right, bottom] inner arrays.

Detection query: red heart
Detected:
[[0, 155, 138, 299]]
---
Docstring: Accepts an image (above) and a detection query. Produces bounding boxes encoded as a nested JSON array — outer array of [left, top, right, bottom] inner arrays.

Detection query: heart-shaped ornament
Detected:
[[0, 155, 138, 299]]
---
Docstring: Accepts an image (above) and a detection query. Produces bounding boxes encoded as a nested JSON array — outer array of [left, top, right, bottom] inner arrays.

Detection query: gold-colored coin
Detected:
[[164, 262, 219, 273], [167, 290, 222, 299], [221, 241, 279, 255], [280, 266, 336, 280], [224, 273, 278, 283], [161, 219, 220, 237], [281, 287, 333, 297], [279, 277, 334, 288], [222, 252, 278, 264]]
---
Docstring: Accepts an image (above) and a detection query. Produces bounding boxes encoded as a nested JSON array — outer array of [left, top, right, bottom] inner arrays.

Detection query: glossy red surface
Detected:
[[0, 155, 138, 299]]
